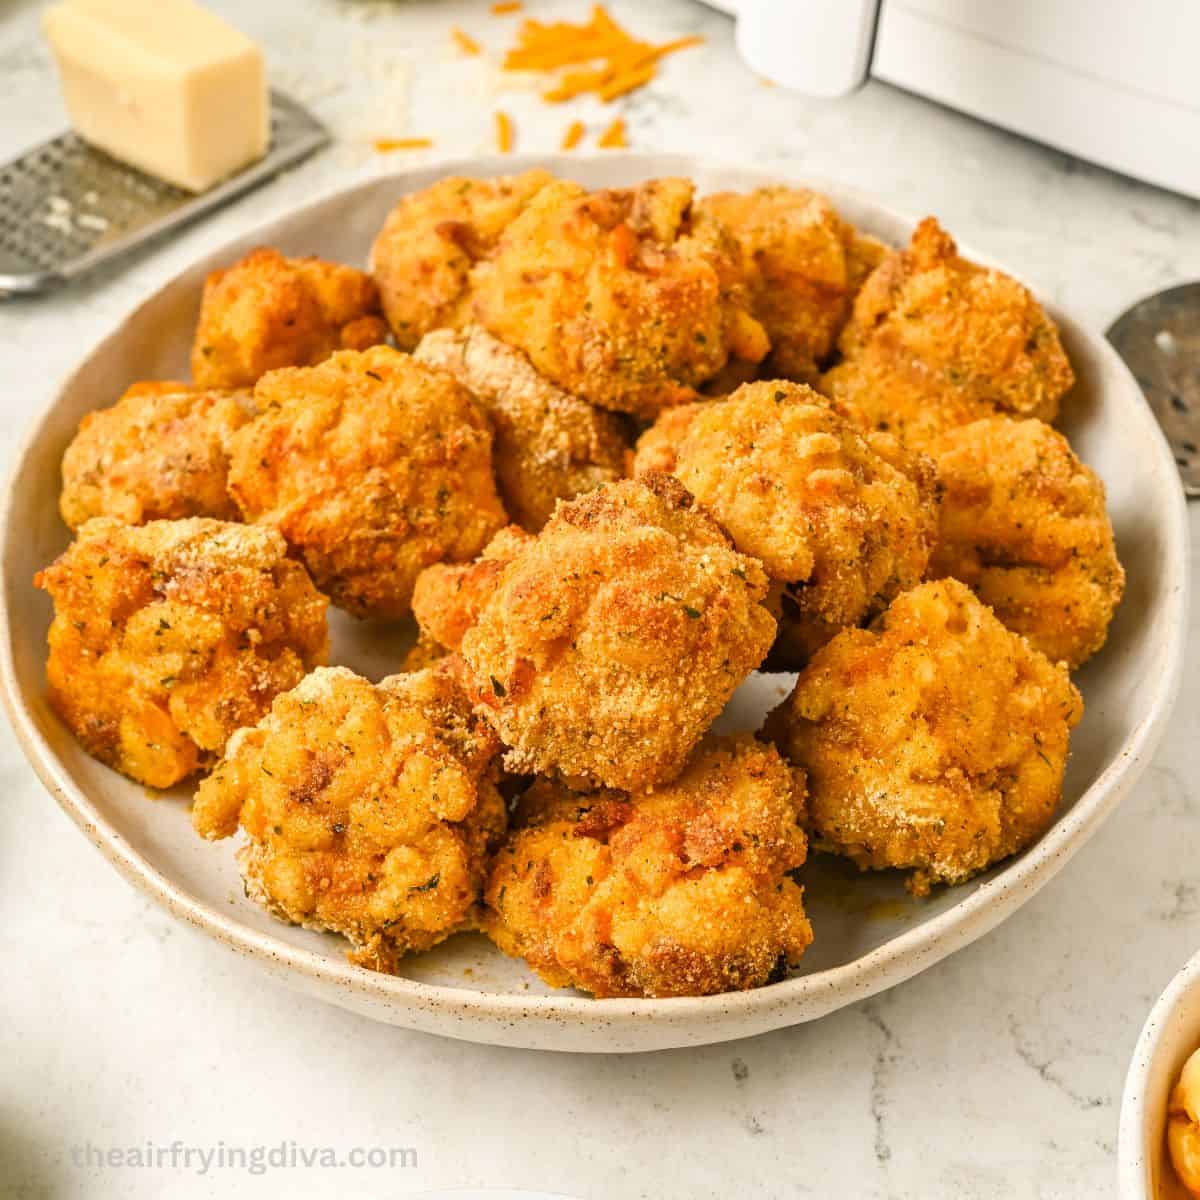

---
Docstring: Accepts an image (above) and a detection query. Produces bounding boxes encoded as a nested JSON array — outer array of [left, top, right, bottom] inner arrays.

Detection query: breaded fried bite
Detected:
[[470, 178, 769, 419], [484, 735, 812, 997], [191, 247, 389, 388], [1168, 1052, 1200, 1196], [60, 381, 254, 529], [401, 631, 449, 673], [459, 474, 776, 791], [629, 400, 710, 477], [638, 381, 938, 668], [822, 218, 1075, 447], [699, 186, 886, 383], [227, 346, 508, 619], [35, 518, 328, 789], [193, 664, 505, 973], [412, 525, 531, 656], [630, 387, 867, 479], [765, 579, 1082, 895], [929, 418, 1124, 668], [415, 326, 629, 530], [369, 169, 555, 349]]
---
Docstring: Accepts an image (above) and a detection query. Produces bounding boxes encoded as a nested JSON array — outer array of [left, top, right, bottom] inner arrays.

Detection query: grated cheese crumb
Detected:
[[561, 119, 585, 150], [597, 116, 627, 149], [495, 110, 515, 153], [502, 5, 702, 109], [452, 26, 483, 56], [374, 137, 434, 152]]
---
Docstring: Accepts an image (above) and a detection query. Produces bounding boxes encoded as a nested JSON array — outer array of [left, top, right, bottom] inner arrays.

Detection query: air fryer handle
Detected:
[[735, 0, 882, 97]]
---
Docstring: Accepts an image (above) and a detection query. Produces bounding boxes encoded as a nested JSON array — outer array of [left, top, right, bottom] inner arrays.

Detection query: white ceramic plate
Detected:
[[1120, 951, 1200, 1199], [1, 154, 1188, 1052]]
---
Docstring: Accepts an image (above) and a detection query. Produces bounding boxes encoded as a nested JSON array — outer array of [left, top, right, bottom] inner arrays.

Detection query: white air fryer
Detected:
[[708, 0, 1200, 200]]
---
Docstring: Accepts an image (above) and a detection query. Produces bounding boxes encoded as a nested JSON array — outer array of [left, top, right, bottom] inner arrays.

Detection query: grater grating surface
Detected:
[[0, 91, 328, 297]]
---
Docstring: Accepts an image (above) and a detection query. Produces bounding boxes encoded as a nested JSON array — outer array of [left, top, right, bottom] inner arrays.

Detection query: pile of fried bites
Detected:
[[36, 173, 1124, 998]]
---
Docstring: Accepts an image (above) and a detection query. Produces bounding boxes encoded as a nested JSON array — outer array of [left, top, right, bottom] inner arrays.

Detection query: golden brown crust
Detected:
[[821, 217, 1075, 447], [116, 380, 196, 400], [636, 381, 939, 669], [928, 417, 1123, 668], [60, 382, 254, 529], [484, 734, 812, 997], [369, 170, 556, 349], [629, 400, 710, 477], [414, 326, 629, 530], [412, 525, 531, 655], [1169, 1051, 1200, 1196], [191, 247, 388, 388], [459, 475, 776, 791], [470, 178, 769, 419], [699, 186, 886, 383], [765, 579, 1082, 895], [35, 518, 328, 789], [400, 630, 449, 673], [227, 346, 508, 619], [192, 663, 505, 972]]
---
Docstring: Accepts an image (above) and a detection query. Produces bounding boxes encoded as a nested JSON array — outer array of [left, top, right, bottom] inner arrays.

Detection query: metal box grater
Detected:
[[0, 91, 329, 297]]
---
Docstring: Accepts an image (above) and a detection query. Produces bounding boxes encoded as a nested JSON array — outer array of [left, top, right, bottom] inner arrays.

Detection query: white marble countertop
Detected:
[[1, 1, 1198, 1196]]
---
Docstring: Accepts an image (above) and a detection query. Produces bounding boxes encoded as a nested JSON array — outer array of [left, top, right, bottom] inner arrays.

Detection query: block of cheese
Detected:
[[43, 0, 269, 193]]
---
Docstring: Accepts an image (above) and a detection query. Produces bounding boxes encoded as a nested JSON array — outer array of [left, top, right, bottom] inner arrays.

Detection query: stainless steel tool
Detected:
[[1107, 285, 1200, 498], [0, 91, 328, 297]]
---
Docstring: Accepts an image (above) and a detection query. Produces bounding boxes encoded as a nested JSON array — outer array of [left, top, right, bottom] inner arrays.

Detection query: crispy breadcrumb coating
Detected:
[[765, 579, 1082, 895], [1168, 1049, 1200, 1196], [699, 186, 886, 383], [636, 381, 938, 668], [929, 417, 1123, 668], [470, 178, 769, 419], [414, 326, 629, 530], [629, 400, 710, 477], [35, 518, 328, 789], [484, 734, 812, 997], [412, 525, 531, 655], [227, 346, 508, 619], [192, 247, 389, 389], [459, 474, 776, 791], [115, 380, 194, 399], [822, 218, 1075, 447], [631, 385, 870, 479], [192, 663, 505, 973], [60, 381, 254, 529], [401, 631, 449, 673], [369, 170, 555, 349]]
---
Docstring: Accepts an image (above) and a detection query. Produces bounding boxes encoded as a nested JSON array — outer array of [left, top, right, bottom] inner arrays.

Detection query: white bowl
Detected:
[[1121, 952, 1200, 1198], [0, 153, 1189, 1052]]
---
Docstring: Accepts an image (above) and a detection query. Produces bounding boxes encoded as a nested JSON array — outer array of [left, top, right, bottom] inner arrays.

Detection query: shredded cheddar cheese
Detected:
[[439, 7, 700, 154], [451, 26, 482, 56], [495, 110, 515, 154], [374, 137, 434, 152], [597, 62, 656, 102], [503, 6, 702, 109], [597, 116, 627, 149]]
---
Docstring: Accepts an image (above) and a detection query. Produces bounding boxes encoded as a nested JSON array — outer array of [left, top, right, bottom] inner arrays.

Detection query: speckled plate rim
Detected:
[[1, 153, 1189, 1052], [1119, 948, 1200, 1198]]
